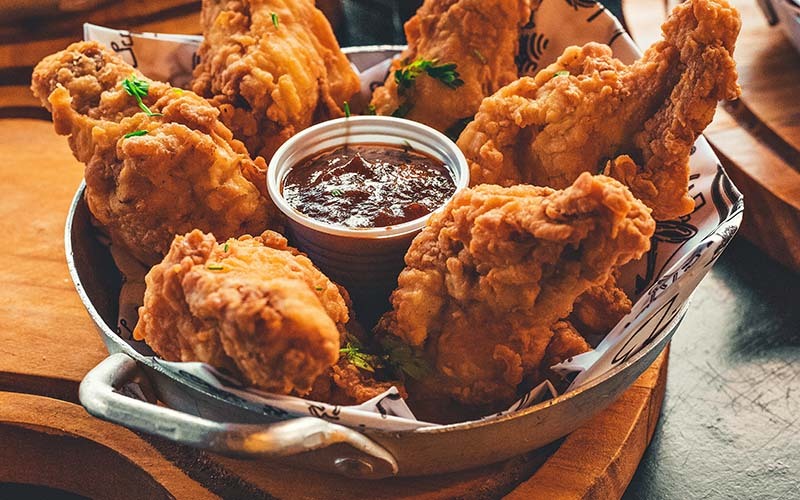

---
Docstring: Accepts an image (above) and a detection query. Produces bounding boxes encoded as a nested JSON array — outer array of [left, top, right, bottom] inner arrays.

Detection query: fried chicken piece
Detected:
[[134, 230, 349, 395], [541, 321, 591, 371], [457, 0, 740, 220], [532, 320, 592, 390], [192, 0, 360, 160], [307, 358, 408, 406], [369, 0, 533, 136], [569, 272, 632, 342], [31, 41, 275, 268], [378, 173, 655, 407]]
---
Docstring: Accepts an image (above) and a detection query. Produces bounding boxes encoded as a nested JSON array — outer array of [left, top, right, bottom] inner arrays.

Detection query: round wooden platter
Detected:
[[0, 118, 668, 498], [624, 0, 800, 273]]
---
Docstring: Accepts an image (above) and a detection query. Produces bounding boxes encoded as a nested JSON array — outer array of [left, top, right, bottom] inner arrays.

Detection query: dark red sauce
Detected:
[[282, 144, 456, 228]]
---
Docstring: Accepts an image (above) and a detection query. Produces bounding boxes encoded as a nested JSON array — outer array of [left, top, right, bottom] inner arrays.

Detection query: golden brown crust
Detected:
[[370, 0, 532, 134], [134, 230, 349, 395], [569, 272, 632, 340], [379, 173, 655, 407], [457, 0, 740, 220], [192, 0, 360, 160], [31, 41, 276, 268]]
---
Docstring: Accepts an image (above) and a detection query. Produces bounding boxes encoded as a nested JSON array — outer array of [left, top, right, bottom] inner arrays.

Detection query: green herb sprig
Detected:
[[339, 342, 378, 373], [271, 12, 279, 28], [394, 58, 464, 94], [123, 129, 148, 139], [122, 75, 162, 117], [379, 336, 431, 380], [343, 101, 351, 118], [337, 333, 432, 380]]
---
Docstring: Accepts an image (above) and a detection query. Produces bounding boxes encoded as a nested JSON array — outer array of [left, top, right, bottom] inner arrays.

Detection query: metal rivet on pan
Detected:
[[334, 457, 374, 476]]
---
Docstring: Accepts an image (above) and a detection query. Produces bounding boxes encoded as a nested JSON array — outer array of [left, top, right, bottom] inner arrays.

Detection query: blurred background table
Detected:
[[0, 0, 799, 498]]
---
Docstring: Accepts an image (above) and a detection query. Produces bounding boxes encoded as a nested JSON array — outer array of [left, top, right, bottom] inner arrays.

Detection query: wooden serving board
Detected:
[[624, 0, 800, 273], [0, 117, 668, 498]]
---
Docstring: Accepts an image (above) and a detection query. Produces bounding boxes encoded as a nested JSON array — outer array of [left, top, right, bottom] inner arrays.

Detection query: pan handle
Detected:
[[79, 352, 398, 478]]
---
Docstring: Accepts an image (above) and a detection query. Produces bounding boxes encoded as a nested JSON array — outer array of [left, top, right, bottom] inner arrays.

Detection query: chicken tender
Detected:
[[378, 173, 655, 407], [192, 0, 361, 159], [31, 41, 275, 268], [134, 230, 349, 395], [370, 0, 533, 136], [457, 0, 740, 220]]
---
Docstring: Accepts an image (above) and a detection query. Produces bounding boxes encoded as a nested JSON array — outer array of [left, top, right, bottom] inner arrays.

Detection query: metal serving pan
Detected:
[[68, 45, 693, 479], [68, 182, 685, 479]]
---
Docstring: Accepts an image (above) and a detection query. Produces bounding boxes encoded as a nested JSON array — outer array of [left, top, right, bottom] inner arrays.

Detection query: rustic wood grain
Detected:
[[506, 348, 669, 500], [0, 116, 667, 497], [624, 0, 800, 273], [0, 391, 216, 499], [0, 119, 107, 402]]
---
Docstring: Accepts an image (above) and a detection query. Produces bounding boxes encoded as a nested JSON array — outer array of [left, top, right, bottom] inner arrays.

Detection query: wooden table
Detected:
[[0, 117, 668, 499], [624, 0, 800, 272], [1, 0, 798, 497]]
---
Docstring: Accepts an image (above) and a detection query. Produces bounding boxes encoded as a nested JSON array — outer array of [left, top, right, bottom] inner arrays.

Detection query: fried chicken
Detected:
[[307, 358, 408, 406], [31, 41, 275, 268], [457, 0, 740, 220], [134, 230, 350, 395], [369, 0, 533, 136], [569, 272, 632, 342], [530, 320, 592, 391], [192, 0, 361, 160], [378, 173, 655, 407]]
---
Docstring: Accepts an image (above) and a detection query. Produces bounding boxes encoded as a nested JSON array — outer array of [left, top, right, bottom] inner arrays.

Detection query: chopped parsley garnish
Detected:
[[315, 286, 324, 291], [343, 101, 351, 118], [366, 104, 377, 115], [473, 49, 486, 64], [379, 336, 431, 380], [330, 189, 343, 197], [207, 264, 224, 271], [223, 242, 229, 252], [172, 88, 184, 94], [122, 75, 162, 117], [339, 343, 377, 373], [336, 333, 432, 379], [394, 58, 464, 94], [553, 70, 570, 78], [271, 12, 279, 28], [123, 129, 148, 139]]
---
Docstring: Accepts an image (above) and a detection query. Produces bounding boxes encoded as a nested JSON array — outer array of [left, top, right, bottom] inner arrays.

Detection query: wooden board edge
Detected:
[[0, 391, 218, 500], [503, 347, 669, 500]]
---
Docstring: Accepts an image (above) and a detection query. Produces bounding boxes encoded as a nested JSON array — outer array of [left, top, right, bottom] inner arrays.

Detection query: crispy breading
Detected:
[[370, 0, 533, 135], [569, 273, 632, 340], [378, 173, 655, 407], [31, 41, 275, 268], [457, 0, 740, 220], [134, 230, 349, 395], [192, 0, 360, 159]]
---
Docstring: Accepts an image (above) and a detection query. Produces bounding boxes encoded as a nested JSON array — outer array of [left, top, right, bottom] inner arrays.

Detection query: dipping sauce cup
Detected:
[[267, 116, 469, 311]]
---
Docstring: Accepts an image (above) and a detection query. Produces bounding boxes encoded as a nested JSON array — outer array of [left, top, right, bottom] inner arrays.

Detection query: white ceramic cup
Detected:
[[267, 116, 469, 297]]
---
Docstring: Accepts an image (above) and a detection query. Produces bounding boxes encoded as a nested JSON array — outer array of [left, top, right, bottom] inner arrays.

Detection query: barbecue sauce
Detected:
[[282, 144, 456, 228]]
